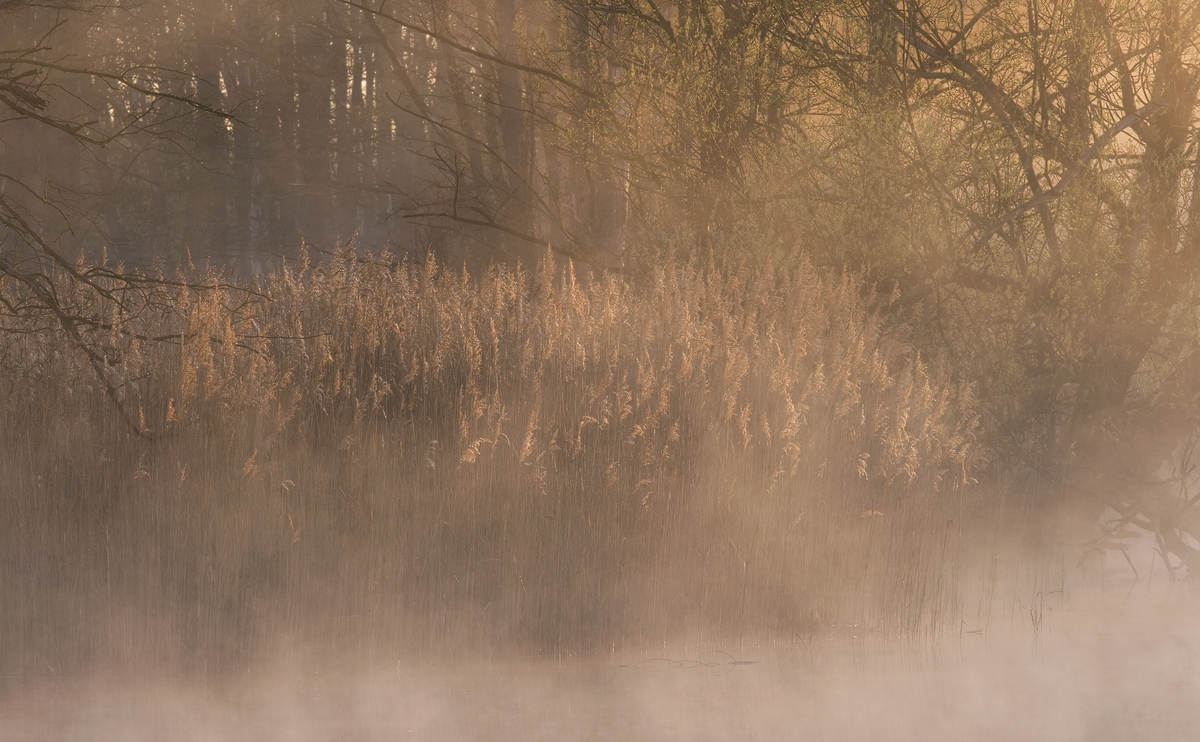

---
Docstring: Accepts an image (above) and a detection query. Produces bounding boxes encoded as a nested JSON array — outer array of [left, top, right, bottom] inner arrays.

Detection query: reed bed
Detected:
[[0, 249, 980, 677]]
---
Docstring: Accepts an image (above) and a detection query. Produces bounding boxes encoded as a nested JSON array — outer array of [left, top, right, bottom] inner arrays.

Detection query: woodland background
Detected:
[[3, 0, 1200, 673]]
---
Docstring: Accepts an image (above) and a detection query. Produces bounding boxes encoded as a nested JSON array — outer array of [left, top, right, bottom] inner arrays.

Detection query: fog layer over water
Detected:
[[6, 1, 1200, 739], [2, 255, 1196, 740], [5, 582, 1198, 741]]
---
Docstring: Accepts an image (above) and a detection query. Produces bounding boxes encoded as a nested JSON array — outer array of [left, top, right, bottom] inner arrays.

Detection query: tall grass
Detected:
[[0, 249, 980, 677]]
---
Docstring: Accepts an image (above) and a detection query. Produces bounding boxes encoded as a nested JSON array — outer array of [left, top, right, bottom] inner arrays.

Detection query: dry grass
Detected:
[[0, 248, 980, 678]]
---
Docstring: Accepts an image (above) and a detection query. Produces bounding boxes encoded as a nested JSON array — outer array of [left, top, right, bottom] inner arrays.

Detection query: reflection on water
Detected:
[[3, 589, 1198, 741]]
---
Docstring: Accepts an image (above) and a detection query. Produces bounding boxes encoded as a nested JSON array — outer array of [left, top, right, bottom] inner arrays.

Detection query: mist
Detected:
[[4, 0, 1200, 739]]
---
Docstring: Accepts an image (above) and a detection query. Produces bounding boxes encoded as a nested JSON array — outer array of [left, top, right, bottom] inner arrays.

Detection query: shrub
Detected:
[[0, 248, 980, 676]]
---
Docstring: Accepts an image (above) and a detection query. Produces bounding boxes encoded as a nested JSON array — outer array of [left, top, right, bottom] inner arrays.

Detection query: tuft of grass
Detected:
[[0, 248, 980, 677]]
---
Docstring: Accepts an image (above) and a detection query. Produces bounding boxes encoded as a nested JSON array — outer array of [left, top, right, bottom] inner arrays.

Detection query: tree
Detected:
[[799, 0, 1200, 571], [0, 1, 236, 431], [328, 0, 823, 269]]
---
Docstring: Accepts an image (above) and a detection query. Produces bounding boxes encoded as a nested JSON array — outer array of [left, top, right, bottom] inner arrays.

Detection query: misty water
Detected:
[[7, 2, 1200, 738], [5, 573, 1198, 741]]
